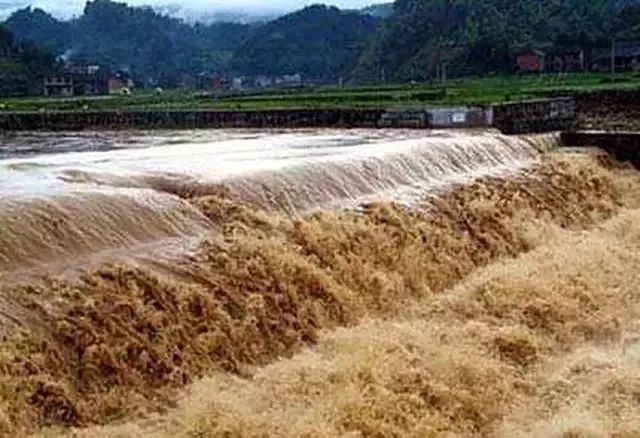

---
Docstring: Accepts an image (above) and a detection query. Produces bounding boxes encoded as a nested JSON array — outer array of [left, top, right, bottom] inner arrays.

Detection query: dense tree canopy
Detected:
[[4, 1, 253, 87], [0, 26, 58, 96], [3, 0, 640, 87], [3, 1, 383, 86], [230, 5, 378, 81], [353, 0, 640, 82]]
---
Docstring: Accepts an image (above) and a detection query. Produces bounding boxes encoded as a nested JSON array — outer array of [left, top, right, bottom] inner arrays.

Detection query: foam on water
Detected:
[[0, 129, 555, 272]]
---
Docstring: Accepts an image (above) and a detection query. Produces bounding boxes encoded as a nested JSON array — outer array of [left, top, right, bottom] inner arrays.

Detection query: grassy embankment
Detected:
[[2, 72, 640, 112]]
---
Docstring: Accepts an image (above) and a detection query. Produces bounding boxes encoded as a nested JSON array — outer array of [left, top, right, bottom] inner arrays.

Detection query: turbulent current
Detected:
[[0, 128, 638, 437], [0, 129, 551, 274]]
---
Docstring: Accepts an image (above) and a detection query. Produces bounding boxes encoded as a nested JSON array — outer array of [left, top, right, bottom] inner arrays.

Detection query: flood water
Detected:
[[0, 129, 554, 273], [0, 129, 426, 197]]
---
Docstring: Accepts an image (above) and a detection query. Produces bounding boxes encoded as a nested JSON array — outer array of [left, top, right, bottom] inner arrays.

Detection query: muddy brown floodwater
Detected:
[[0, 128, 638, 437]]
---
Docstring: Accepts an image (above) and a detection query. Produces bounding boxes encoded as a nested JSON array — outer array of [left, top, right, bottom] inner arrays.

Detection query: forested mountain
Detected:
[[4, 1, 253, 86], [2, 7, 71, 52], [4, 1, 380, 85], [73, 0, 252, 86], [230, 5, 379, 81], [4, 0, 640, 88], [0, 25, 58, 96], [352, 0, 640, 83]]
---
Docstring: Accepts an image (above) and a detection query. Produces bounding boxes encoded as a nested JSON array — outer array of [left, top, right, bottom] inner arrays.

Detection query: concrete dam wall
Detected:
[[0, 98, 575, 133], [562, 131, 640, 168]]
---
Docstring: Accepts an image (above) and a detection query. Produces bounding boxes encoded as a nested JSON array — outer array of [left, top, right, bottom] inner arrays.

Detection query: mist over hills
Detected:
[[150, 5, 283, 24], [357, 2, 392, 18], [0, 0, 389, 20]]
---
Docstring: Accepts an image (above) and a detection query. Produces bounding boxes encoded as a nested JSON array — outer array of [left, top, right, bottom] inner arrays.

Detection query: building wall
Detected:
[[44, 73, 110, 97], [561, 131, 640, 168], [44, 76, 74, 97], [44, 86, 74, 97], [108, 78, 126, 95]]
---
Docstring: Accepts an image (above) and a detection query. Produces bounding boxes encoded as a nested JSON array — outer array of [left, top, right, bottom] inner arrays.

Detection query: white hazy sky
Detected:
[[0, 0, 388, 19]]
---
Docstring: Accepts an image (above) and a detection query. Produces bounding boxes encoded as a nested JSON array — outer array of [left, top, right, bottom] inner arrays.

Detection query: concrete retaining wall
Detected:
[[492, 97, 575, 134], [561, 131, 640, 167], [0, 97, 574, 133], [0, 109, 387, 131]]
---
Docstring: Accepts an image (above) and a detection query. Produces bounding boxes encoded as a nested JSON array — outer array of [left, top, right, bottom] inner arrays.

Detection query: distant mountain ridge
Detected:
[[230, 5, 379, 80], [4, 1, 254, 85], [3, 1, 383, 86], [5, 0, 640, 90]]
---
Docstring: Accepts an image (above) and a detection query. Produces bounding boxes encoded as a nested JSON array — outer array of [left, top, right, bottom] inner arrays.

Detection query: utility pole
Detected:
[[611, 38, 616, 76]]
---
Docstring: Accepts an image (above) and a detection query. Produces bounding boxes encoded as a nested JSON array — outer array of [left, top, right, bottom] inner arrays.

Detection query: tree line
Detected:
[[3, 0, 640, 94], [0, 26, 58, 96], [353, 0, 640, 83]]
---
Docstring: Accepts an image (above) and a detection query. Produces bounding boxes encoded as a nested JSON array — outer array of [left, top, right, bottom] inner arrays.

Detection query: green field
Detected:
[[2, 73, 640, 112]]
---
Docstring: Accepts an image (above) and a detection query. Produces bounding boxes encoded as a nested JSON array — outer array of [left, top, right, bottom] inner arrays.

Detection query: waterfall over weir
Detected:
[[219, 131, 556, 214], [0, 129, 557, 273]]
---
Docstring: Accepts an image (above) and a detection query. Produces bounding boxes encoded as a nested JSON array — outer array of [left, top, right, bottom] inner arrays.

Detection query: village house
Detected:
[[43, 64, 133, 97], [254, 75, 273, 88], [253, 74, 304, 89], [517, 49, 585, 73], [231, 77, 244, 91], [275, 73, 303, 88], [43, 75, 74, 97], [517, 42, 640, 74], [546, 48, 586, 72], [591, 42, 640, 71], [516, 50, 545, 73], [192, 72, 231, 91], [210, 73, 230, 91], [43, 64, 107, 97]]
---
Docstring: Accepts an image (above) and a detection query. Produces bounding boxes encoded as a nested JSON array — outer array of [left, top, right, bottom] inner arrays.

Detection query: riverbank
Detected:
[[2, 73, 639, 113], [1, 72, 638, 133]]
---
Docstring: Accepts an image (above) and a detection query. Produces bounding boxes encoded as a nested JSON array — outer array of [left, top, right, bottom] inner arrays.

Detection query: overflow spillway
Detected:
[[0, 130, 557, 273]]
